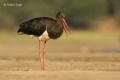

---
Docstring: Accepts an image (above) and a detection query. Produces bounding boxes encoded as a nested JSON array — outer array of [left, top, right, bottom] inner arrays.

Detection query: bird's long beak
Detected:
[[62, 18, 71, 35]]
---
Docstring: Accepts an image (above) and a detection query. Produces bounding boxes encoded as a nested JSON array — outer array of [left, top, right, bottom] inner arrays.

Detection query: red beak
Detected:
[[62, 18, 71, 35]]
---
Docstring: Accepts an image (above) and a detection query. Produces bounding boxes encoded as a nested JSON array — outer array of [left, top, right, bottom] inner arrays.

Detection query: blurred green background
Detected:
[[0, 0, 120, 31]]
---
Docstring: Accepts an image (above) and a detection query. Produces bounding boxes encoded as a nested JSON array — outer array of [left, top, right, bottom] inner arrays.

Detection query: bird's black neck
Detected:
[[56, 18, 63, 28]]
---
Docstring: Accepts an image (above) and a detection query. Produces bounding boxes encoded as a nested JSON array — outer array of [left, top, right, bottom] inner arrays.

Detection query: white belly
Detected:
[[38, 30, 50, 41]]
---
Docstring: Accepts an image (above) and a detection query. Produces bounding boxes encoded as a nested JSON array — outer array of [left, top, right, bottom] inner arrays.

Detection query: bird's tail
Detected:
[[17, 28, 23, 35]]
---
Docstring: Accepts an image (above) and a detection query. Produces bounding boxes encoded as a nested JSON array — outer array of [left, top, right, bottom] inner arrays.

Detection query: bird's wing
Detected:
[[17, 19, 46, 36]]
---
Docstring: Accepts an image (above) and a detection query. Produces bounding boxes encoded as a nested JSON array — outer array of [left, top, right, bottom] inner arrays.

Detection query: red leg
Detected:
[[40, 42, 44, 71], [38, 40, 42, 70], [38, 40, 46, 71], [42, 41, 46, 71]]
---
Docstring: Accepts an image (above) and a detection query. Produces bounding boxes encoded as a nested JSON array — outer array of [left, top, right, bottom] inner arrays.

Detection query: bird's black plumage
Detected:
[[17, 17, 63, 39], [17, 12, 70, 71]]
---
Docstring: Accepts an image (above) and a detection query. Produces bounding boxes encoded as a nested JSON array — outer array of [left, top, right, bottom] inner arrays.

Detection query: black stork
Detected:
[[17, 12, 70, 71]]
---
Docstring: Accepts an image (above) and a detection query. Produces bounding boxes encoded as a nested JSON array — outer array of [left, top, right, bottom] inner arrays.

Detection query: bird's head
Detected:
[[56, 12, 71, 35]]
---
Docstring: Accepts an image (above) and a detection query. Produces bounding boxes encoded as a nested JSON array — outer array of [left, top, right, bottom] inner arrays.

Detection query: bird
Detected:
[[17, 11, 71, 71]]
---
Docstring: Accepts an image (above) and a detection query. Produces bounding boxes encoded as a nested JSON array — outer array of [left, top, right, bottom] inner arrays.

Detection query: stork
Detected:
[[17, 12, 70, 71]]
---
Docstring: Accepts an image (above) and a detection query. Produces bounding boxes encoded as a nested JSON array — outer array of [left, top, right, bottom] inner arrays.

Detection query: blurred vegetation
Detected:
[[0, 0, 120, 30]]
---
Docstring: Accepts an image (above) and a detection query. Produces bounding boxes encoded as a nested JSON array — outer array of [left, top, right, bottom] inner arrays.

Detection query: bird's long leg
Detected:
[[42, 41, 46, 71], [40, 41, 46, 71], [38, 40, 46, 71], [38, 40, 42, 71]]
